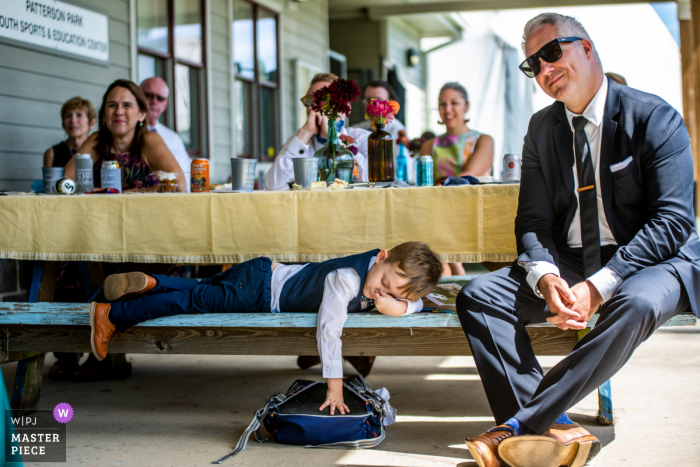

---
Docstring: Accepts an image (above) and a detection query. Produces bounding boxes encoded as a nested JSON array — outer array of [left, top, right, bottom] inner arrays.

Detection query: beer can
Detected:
[[503, 154, 521, 183], [100, 161, 122, 193], [56, 177, 77, 195], [416, 156, 434, 187], [191, 158, 209, 192], [75, 153, 94, 193]]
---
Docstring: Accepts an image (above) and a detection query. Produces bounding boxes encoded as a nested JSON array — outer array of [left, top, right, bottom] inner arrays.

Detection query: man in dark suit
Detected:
[[457, 13, 700, 467]]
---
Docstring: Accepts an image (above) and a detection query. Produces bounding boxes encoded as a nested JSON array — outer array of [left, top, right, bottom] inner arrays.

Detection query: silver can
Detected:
[[101, 160, 122, 193], [416, 155, 434, 187], [75, 153, 94, 193], [503, 154, 521, 183]]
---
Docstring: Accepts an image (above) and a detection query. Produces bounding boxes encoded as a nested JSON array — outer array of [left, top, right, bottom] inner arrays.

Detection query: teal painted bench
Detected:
[[0, 301, 695, 424]]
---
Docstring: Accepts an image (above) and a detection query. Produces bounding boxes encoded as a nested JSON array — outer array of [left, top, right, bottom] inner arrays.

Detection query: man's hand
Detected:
[[374, 290, 407, 317], [538, 274, 586, 330], [296, 110, 323, 144], [320, 378, 349, 415], [569, 280, 603, 323]]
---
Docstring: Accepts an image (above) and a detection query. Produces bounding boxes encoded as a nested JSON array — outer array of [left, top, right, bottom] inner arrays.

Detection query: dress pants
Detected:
[[110, 258, 272, 333], [456, 247, 689, 434]]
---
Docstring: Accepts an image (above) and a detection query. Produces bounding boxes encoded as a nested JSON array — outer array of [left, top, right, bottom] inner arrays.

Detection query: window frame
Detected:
[[233, 0, 280, 161], [137, 0, 208, 158]]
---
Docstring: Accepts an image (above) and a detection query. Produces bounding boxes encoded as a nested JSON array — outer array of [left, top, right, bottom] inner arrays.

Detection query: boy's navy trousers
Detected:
[[110, 258, 272, 332]]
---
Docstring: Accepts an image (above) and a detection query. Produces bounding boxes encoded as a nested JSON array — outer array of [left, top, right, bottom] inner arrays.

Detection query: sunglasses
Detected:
[[519, 37, 582, 78], [144, 92, 168, 103], [300, 95, 314, 108]]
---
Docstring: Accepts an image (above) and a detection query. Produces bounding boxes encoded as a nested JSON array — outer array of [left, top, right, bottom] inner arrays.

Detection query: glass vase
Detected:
[[313, 117, 354, 184], [368, 122, 394, 182]]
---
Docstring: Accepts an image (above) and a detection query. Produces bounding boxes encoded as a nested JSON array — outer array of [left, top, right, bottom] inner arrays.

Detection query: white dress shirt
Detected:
[[270, 256, 422, 378], [264, 126, 371, 191], [523, 77, 622, 302], [149, 122, 191, 192]]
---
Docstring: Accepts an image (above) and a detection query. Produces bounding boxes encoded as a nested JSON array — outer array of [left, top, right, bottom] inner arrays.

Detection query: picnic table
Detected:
[[0, 184, 693, 425]]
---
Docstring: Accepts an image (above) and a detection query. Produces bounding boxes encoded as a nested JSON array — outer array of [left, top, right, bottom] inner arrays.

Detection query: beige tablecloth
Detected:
[[0, 184, 519, 263]]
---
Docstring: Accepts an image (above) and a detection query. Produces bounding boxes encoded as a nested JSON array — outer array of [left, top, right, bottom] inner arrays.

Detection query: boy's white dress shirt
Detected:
[[270, 257, 422, 378]]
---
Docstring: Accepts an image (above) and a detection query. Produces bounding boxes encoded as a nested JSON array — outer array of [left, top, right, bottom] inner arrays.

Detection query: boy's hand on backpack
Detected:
[[321, 378, 350, 415], [374, 290, 408, 317]]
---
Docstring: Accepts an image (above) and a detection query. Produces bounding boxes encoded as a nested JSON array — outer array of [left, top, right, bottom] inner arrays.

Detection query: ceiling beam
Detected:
[[365, 0, 658, 19]]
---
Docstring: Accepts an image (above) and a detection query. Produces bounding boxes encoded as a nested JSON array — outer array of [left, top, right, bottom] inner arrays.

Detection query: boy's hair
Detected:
[[386, 242, 443, 299]]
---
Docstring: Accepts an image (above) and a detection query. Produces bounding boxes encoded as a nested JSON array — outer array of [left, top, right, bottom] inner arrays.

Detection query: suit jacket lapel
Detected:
[[600, 77, 620, 239], [551, 102, 575, 195]]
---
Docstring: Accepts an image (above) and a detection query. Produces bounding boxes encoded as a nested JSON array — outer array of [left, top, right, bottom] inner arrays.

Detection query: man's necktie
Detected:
[[573, 116, 601, 277]]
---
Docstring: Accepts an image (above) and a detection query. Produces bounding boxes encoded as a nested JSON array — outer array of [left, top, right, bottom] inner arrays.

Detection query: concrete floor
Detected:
[[2, 324, 698, 467]]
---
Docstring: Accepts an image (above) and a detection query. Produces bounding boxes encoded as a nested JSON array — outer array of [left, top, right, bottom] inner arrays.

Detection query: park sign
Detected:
[[0, 0, 109, 63]]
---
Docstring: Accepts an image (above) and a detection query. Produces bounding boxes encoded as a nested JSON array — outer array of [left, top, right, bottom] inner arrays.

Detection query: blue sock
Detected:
[[490, 417, 526, 436], [554, 413, 574, 425]]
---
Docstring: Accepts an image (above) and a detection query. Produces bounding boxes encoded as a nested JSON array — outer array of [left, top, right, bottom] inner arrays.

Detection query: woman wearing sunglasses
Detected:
[[420, 82, 494, 276]]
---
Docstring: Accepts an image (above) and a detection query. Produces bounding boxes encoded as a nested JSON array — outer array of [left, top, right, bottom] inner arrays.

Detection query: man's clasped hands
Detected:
[[538, 275, 604, 330]]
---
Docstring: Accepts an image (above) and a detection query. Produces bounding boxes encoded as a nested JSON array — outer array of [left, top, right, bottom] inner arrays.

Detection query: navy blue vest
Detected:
[[279, 249, 380, 314]]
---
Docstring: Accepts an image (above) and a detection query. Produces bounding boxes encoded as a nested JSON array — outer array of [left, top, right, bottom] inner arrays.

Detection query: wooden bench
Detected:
[[0, 301, 695, 424]]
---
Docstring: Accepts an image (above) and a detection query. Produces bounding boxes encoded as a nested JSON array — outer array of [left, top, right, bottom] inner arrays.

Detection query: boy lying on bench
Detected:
[[89, 242, 443, 415]]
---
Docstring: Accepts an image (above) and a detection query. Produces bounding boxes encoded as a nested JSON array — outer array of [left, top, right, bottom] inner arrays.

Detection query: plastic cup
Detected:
[[230, 158, 258, 192]]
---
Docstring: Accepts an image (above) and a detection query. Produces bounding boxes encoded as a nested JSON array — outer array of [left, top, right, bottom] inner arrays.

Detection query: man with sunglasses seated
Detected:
[[141, 77, 191, 191], [457, 13, 699, 467]]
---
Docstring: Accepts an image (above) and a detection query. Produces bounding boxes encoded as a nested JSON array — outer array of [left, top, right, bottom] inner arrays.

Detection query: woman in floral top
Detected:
[[65, 79, 185, 192], [421, 82, 494, 276]]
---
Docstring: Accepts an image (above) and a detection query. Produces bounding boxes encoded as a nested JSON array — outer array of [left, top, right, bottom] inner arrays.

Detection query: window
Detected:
[[233, 0, 279, 161], [137, 0, 207, 157]]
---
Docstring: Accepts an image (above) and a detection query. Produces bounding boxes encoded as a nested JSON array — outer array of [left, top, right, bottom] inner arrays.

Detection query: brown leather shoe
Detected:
[[104, 272, 156, 301], [465, 425, 516, 467], [89, 302, 122, 361], [499, 423, 601, 467], [345, 356, 376, 377]]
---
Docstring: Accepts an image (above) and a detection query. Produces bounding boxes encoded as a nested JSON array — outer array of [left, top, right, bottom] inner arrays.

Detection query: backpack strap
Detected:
[[211, 380, 319, 464], [305, 426, 386, 450]]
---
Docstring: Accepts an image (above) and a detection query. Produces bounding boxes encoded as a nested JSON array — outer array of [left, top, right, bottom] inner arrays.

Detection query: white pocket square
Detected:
[[610, 156, 633, 173]]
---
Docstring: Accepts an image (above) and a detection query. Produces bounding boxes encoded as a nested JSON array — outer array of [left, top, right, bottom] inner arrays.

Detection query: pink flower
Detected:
[[366, 100, 394, 119]]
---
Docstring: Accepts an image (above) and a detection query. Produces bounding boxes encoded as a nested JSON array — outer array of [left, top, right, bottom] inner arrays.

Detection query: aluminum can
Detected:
[[75, 153, 94, 192], [191, 158, 209, 192], [503, 154, 521, 183], [416, 155, 434, 187], [56, 177, 77, 195], [100, 160, 122, 193]]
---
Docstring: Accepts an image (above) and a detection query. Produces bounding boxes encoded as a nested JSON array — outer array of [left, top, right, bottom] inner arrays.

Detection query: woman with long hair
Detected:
[[65, 79, 186, 192], [421, 82, 494, 276]]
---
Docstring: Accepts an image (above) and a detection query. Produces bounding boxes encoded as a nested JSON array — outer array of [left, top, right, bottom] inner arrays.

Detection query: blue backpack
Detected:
[[212, 375, 394, 464]]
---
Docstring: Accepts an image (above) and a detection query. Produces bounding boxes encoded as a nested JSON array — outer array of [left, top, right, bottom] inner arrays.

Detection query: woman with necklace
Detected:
[[65, 79, 186, 192], [44, 97, 96, 168], [421, 82, 494, 276]]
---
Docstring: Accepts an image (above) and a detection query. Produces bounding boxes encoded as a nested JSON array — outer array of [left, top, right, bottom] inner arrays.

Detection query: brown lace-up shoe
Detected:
[[104, 272, 156, 301], [499, 423, 601, 467], [89, 302, 122, 361], [465, 425, 516, 467]]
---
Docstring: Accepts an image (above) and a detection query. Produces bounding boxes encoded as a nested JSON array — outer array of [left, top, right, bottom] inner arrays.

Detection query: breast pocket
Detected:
[[610, 156, 635, 180], [610, 156, 643, 208]]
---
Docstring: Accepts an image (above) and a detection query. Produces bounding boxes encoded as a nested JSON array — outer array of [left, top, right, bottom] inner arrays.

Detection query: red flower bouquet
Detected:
[[312, 79, 361, 119]]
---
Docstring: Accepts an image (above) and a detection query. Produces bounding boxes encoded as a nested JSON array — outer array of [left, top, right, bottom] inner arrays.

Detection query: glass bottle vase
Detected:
[[368, 122, 394, 182], [313, 117, 354, 184]]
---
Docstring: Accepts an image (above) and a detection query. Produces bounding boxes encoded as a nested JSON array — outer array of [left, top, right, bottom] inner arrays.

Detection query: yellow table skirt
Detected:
[[0, 184, 519, 264]]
